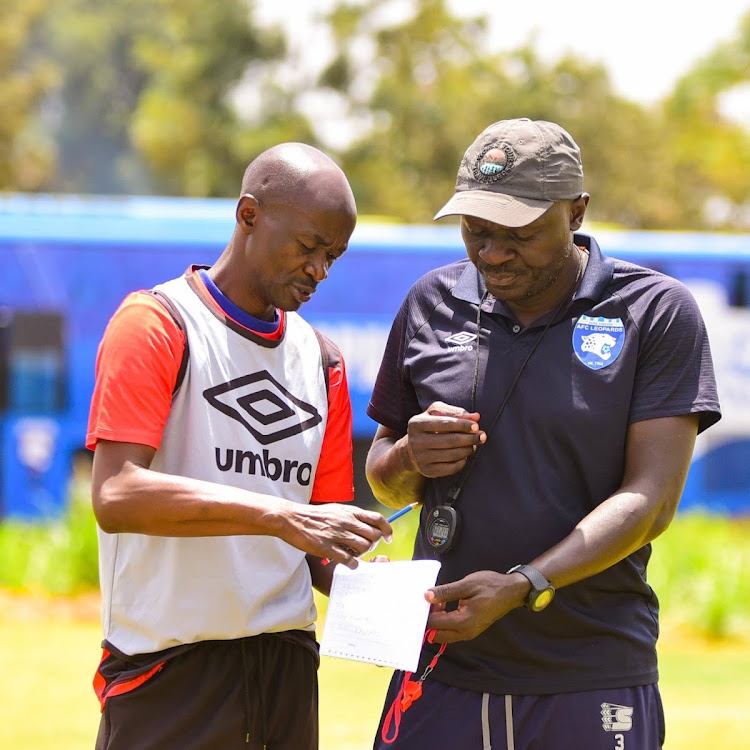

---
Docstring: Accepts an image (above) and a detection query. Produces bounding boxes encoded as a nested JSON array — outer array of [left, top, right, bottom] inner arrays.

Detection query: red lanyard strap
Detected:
[[381, 630, 447, 744]]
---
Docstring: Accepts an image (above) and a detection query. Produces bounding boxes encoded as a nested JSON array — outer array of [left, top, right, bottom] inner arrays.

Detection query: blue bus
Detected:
[[1, 194, 748, 517]]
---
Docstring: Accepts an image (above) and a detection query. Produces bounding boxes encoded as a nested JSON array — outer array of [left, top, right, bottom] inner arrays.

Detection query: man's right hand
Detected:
[[278, 502, 393, 570], [404, 401, 486, 478]]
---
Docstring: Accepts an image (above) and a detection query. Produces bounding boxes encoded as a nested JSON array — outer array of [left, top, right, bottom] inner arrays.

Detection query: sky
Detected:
[[255, 0, 750, 108]]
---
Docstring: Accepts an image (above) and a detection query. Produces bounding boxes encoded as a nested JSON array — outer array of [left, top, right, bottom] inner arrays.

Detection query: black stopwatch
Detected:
[[425, 505, 461, 554]]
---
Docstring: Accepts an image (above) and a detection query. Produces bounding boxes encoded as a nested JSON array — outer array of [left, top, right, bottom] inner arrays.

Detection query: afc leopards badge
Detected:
[[572, 315, 625, 370]]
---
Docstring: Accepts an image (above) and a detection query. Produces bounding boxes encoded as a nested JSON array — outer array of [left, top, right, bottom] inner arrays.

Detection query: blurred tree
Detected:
[[319, 0, 748, 230], [320, 0, 495, 222], [128, 0, 316, 196], [663, 10, 750, 229], [319, 0, 682, 227], [37, 0, 311, 196], [2, 0, 747, 229], [0, 0, 58, 191]]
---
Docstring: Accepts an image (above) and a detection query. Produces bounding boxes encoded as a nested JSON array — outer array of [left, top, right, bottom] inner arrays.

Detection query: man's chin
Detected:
[[481, 273, 524, 298], [485, 283, 524, 302], [276, 296, 303, 313]]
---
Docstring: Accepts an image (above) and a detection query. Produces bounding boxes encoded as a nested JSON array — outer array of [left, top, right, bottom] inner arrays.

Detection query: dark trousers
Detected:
[[374, 672, 665, 750], [95, 632, 319, 750]]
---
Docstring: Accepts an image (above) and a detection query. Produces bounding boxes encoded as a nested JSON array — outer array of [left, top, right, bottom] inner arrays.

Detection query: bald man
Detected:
[[87, 144, 391, 750]]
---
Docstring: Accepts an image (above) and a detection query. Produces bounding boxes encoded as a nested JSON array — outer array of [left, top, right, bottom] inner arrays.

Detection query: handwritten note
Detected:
[[320, 559, 441, 672]]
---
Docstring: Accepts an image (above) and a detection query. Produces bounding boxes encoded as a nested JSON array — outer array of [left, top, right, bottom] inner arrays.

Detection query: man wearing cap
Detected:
[[366, 119, 720, 749]]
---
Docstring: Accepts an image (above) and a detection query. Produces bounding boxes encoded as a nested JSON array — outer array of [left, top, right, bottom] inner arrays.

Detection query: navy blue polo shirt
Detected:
[[367, 233, 720, 695]]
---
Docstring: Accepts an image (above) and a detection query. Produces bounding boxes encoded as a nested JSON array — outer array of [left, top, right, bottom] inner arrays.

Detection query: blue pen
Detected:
[[386, 502, 419, 523], [320, 502, 420, 565]]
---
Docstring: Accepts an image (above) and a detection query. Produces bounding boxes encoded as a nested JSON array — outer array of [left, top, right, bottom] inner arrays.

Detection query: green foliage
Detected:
[[28, 0, 306, 196], [2, 0, 749, 229], [321, 0, 730, 229], [0, 496, 748, 640], [649, 512, 750, 639], [0, 488, 98, 594], [0, 0, 59, 190], [322, 0, 499, 223], [358, 508, 750, 641], [662, 10, 750, 228]]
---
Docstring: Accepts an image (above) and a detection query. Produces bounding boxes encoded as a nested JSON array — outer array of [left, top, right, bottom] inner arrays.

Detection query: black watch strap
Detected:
[[506, 564, 555, 611], [506, 564, 549, 590]]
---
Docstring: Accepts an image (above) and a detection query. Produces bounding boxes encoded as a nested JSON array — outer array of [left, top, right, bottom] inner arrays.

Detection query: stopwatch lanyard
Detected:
[[447, 248, 585, 507]]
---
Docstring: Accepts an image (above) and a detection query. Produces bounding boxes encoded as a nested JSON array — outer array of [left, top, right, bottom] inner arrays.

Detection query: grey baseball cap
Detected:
[[434, 118, 584, 227]]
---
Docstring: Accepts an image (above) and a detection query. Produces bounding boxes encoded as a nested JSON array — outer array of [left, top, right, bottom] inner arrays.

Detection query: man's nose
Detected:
[[305, 253, 329, 283], [478, 238, 516, 265]]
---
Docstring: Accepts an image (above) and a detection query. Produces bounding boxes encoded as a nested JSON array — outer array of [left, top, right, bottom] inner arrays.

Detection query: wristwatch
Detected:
[[506, 564, 555, 612]]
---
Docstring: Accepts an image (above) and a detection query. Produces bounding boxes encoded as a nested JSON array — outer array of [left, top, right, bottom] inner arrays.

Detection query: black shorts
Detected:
[[94, 631, 319, 750]]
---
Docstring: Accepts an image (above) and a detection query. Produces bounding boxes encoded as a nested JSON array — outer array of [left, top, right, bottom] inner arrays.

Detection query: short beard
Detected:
[[519, 240, 576, 302]]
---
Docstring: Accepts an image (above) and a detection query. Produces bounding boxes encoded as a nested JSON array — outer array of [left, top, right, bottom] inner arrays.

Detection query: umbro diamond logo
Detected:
[[600, 702, 633, 732], [445, 331, 477, 345], [203, 370, 322, 445], [445, 331, 477, 352]]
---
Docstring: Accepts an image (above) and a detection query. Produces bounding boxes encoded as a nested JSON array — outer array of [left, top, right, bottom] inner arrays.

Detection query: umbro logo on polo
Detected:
[[203, 370, 322, 445], [445, 331, 477, 352]]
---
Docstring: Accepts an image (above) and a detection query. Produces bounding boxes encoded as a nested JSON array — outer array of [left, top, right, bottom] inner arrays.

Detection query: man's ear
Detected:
[[236, 194, 260, 234], [569, 193, 590, 231]]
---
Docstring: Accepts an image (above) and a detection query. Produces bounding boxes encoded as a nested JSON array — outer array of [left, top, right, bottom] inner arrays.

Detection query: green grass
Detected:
[[0, 598, 747, 750], [0, 499, 748, 749], [657, 635, 750, 749], [314, 508, 750, 747], [318, 639, 750, 750], [0, 615, 103, 750]]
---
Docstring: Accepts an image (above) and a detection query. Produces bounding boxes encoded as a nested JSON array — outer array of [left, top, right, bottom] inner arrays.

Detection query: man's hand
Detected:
[[279, 503, 393, 570], [425, 570, 529, 643], [405, 401, 487, 478], [92, 440, 391, 558]]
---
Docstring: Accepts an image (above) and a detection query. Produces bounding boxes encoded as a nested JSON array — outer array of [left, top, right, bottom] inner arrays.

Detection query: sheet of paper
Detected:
[[320, 559, 441, 672]]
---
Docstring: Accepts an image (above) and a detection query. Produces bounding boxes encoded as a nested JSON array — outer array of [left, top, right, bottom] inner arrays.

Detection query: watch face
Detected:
[[530, 588, 554, 612]]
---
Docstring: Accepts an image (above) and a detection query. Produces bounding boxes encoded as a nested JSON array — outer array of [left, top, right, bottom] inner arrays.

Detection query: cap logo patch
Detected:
[[572, 315, 625, 370], [473, 143, 515, 183]]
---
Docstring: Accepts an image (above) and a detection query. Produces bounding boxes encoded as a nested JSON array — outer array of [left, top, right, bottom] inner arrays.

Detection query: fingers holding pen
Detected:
[[280, 503, 393, 570]]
